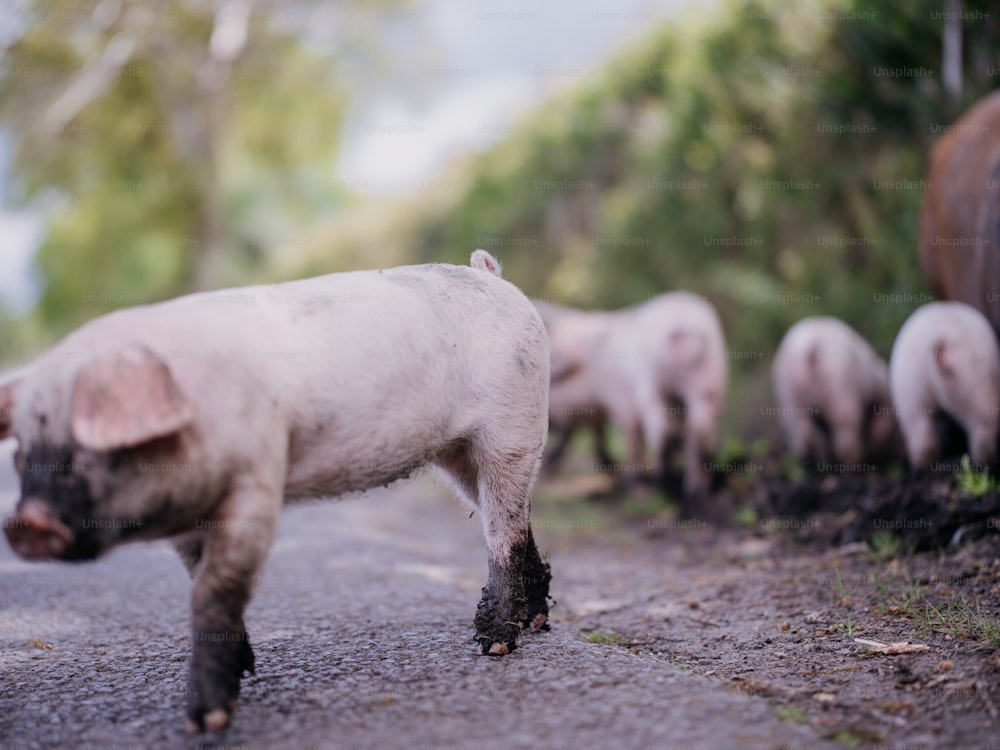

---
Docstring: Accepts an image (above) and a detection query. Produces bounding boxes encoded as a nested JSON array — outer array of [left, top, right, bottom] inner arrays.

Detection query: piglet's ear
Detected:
[[71, 345, 194, 451], [0, 377, 21, 440]]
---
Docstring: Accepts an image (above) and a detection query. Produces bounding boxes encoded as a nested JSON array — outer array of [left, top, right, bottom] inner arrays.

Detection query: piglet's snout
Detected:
[[3, 500, 73, 560]]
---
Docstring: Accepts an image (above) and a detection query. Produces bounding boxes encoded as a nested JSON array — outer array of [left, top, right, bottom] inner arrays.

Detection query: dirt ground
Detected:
[[536, 446, 1000, 749]]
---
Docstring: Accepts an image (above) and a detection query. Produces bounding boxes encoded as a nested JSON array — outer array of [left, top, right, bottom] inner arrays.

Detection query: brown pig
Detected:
[[889, 301, 1000, 470], [919, 90, 1000, 336], [0, 250, 552, 734], [772, 316, 899, 468]]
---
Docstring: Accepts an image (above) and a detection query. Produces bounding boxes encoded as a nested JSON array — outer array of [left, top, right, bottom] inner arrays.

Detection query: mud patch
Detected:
[[757, 472, 1000, 551], [613, 452, 1000, 553]]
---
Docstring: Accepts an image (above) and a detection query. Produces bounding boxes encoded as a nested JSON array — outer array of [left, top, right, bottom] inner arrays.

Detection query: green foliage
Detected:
[[282, 0, 1000, 401]]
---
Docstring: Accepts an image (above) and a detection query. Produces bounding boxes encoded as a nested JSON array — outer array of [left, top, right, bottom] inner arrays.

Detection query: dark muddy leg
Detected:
[[475, 540, 528, 655], [183, 487, 279, 734], [175, 536, 255, 678], [607, 418, 646, 493], [543, 424, 575, 475], [656, 433, 683, 488], [188, 573, 253, 733], [522, 526, 552, 632], [474, 529, 552, 651], [592, 422, 615, 470]]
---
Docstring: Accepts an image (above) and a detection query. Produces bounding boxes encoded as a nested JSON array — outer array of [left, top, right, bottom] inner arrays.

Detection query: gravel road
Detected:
[[0, 442, 837, 750]]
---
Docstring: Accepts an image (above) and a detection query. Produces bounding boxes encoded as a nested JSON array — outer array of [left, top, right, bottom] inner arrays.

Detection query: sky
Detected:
[[336, 0, 695, 194], [0, 0, 696, 312]]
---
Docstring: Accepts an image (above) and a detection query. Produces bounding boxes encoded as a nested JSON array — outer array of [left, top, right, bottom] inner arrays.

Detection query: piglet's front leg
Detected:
[[185, 487, 280, 734]]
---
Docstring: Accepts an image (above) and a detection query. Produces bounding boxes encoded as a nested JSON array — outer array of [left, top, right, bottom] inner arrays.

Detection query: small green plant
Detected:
[[955, 454, 997, 496], [620, 490, 672, 519], [881, 461, 907, 480], [774, 705, 808, 723], [716, 434, 747, 466], [749, 436, 772, 460], [586, 631, 627, 645], [878, 580, 924, 617], [826, 728, 882, 747], [777, 453, 806, 482], [868, 531, 902, 560], [730, 504, 760, 528], [830, 565, 856, 636]]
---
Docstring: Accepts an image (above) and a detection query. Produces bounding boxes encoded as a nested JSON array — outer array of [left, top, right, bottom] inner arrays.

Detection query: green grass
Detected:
[[875, 579, 1000, 648], [917, 595, 1000, 647], [774, 705, 808, 723], [825, 728, 883, 747], [875, 579, 924, 615], [778, 454, 807, 482], [620, 489, 674, 519], [829, 566, 857, 637], [715, 434, 747, 466], [955, 454, 998, 496], [867, 531, 903, 560], [586, 631, 628, 645], [730, 505, 759, 528]]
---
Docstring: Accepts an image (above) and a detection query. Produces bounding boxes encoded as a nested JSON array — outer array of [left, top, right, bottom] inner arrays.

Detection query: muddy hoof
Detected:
[[475, 630, 518, 656], [479, 638, 516, 656], [204, 708, 231, 733], [526, 612, 549, 632], [186, 706, 232, 735]]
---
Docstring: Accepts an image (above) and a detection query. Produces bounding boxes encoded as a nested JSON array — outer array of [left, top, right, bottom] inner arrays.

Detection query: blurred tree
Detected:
[[0, 0, 409, 333]]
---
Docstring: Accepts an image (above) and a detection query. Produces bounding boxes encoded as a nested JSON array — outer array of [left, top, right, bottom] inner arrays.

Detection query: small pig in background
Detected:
[[0, 250, 552, 734], [593, 292, 727, 502], [532, 299, 619, 472], [535, 292, 727, 504], [889, 301, 1000, 471], [772, 316, 899, 467]]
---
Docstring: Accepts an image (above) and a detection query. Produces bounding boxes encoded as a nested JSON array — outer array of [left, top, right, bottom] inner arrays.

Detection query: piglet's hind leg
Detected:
[[472, 448, 545, 655]]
